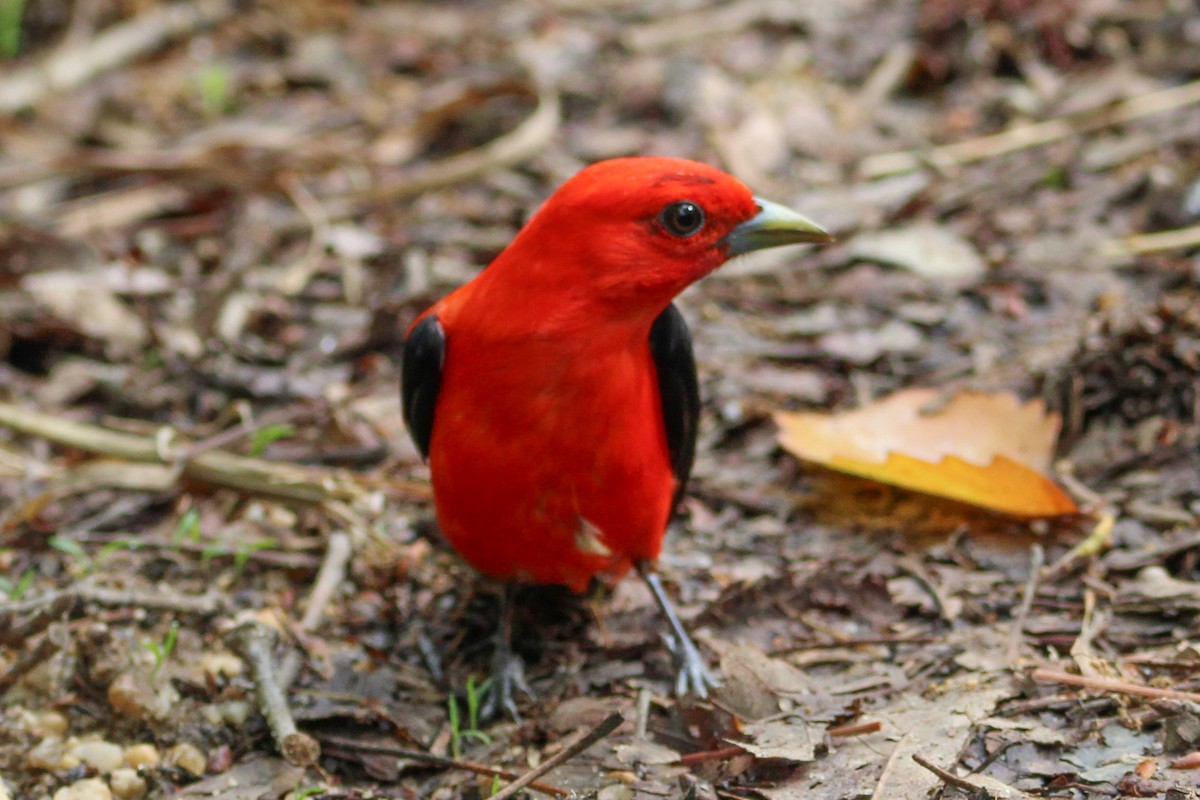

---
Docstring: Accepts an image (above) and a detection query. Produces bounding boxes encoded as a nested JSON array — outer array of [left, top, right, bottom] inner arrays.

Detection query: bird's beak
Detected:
[[724, 197, 833, 256]]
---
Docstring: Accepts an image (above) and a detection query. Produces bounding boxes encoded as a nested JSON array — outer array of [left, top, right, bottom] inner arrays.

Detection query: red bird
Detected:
[[403, 157, 829, 717]]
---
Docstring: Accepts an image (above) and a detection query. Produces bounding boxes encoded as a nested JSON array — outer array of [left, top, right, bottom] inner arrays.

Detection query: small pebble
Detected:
[[108, 769, 146, 800], [199, 652, 244, 681], [52, 778, 111, 800], [122, 744, 160, 770], [107, 674, 153, 719], [24, 737, 65, 771], [37, 710, 69, 738], [164, 743, 206, 776], [70, 740, 124, 773], [219, 701, 251, 727]]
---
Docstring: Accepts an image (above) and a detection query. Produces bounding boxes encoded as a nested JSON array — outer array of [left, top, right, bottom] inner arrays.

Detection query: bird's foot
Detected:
[[637, 560, 720, 699], [480, 639, 533, 722], [665, 626, 721, 698]]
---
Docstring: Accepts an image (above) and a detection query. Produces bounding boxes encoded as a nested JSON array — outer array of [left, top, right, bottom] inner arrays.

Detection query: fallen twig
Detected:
[[490, 712, 622, 800], [0, 624, 68, 695], [0, 401, 409, 505], [350, 87, 560, 210], [0, 0, 234, 114], [869, 732, 908, 800], [860, 77, 1200, 178], [912, 754, 991, 793], [1041, 513, 1114, 581], [316, 733, 571, 798], [278, 531, 353, 689], [828, 720, 882, 738], [1005, 543, 1044, 664], [226, 622, 320, 767], [1100, 223, 1200, 259], [0, 584, 225, 618], [1032, 667, 1200, 704]]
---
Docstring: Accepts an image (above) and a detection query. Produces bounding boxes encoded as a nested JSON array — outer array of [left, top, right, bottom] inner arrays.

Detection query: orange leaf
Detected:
[[774, 389, 1078, 518]]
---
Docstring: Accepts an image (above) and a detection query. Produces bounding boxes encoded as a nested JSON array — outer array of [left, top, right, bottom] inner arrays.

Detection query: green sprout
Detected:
[[232, 538, 277, 576], [448, 675, 493, 758], [0, 0, 25, 59], [290, 786, 325, 800], [195, 63, 232, 118], [98, 536, 145, 561], [173, 508, 202, 545], [0, 568, 34, 600], [48, 536, 92, 572], [143, 620, 181, 678], [200, 542, 228, 566], [250, 423, 296, 457]]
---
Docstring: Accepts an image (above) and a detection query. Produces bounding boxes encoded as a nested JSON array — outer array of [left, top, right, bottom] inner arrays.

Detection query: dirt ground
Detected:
[[2, 1, 1199, 798]]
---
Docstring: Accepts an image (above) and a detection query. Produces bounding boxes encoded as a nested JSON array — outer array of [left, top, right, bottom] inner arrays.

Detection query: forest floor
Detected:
[[2, 1, 1199, 798]]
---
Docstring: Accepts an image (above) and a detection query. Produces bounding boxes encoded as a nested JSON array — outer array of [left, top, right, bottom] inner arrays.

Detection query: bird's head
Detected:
[[493, 157, 831, 320]]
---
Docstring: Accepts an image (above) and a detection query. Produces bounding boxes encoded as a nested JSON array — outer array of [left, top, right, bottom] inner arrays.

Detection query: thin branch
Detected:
[[0, 401, 412, 505], [1032, 667, 1200, 704], [860, 78, 1200, 178], [316, 733, 571, 798], [1101, 223, 1200, 259], [278, 531, 353, 689], [226, 622, 320, 767], [1005, 543, 1044, 664], [490, 712, 623, 800]]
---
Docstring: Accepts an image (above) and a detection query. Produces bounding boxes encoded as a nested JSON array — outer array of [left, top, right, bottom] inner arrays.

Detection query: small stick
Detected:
[[1005, 543, 1044, 664], [828, 720, 882, 738], [490, 712, 623, 800], [226, 622, 319, 767], [676, 746, 748, 766], [0, 624, 67, 694], [1, 585, 224, 618], [860, 77, 1200, 178], [869, 733, 908, 800], [1032, 667, 1200, 704], [911, 754, 985, 793], [279, 531, 353, 689], [0, 401, 390, 504], [1101, 223, 1200, 258], [316, 733, 570, 798], [771, 634, 937, 655]]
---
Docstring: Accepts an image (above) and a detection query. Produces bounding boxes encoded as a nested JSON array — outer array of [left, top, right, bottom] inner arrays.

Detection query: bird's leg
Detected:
[[480, 583, 532, 722], [636, 559, 719, 698]]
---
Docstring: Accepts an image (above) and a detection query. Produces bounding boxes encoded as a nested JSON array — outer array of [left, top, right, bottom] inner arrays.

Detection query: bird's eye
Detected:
[[659, 201, 705, 237]]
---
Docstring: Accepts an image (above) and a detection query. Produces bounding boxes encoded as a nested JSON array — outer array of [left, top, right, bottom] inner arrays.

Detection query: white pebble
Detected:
[[52, 778, 112, 800], [70, 740, 124, 773], [164, 742, 206, 776], [199, 653, 244, 680], [37, 711, 69, 738], [108, 769, 146, 800], [122, 744, 160, 769]]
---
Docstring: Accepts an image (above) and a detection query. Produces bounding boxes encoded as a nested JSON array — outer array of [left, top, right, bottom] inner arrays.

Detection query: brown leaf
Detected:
[[775, 389, 1078, 518]]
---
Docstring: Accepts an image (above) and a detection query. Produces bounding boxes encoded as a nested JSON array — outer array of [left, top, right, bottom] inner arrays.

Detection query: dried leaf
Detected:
[[731, 719, 818, 763], [849, 223, 987, 284], [775, 389, 1077, 518]]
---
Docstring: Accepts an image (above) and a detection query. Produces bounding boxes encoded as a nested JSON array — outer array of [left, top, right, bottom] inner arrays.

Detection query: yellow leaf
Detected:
[[774, 389, 1078, 518]]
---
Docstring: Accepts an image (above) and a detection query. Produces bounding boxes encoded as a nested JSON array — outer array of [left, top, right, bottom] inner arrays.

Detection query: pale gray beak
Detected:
[[724, 197, 833, 256]]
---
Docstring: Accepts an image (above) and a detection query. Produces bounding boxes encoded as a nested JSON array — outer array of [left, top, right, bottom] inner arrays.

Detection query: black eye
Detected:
[[659, 201, 705, 237]]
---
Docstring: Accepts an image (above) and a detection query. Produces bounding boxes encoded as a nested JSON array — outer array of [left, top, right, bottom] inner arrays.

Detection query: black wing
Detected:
[[650, 303, 700, 511], [401, 315, 446, 459]]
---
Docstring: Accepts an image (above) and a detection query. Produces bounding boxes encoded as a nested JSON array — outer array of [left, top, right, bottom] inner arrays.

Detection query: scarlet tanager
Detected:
[[402, 157, 830, 718]]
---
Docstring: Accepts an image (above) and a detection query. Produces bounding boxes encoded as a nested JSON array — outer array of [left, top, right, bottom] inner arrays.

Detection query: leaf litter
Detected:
[[1, 0, 1200, 799]]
